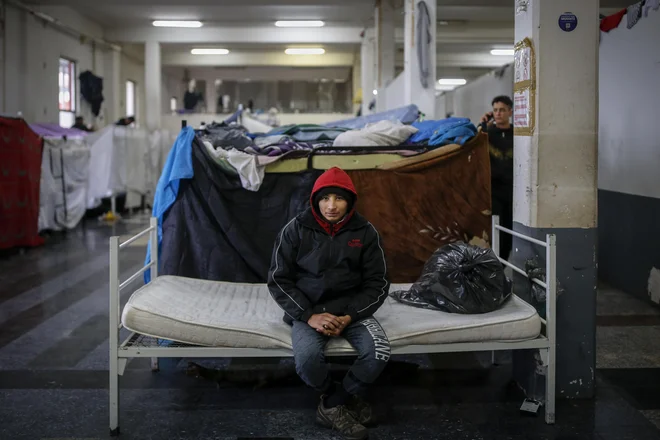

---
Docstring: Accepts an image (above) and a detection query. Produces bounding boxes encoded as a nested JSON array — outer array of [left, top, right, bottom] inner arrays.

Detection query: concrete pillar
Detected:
[[103, 48, 122, 126], [403, 0, 436, 119], [375, 0, 396, 90], [512, 0, 598, 399], [360, 28, 376, 116], [3, 6, 27, 116], [144, 40, 162, 131], [351, 52, 361, 114]]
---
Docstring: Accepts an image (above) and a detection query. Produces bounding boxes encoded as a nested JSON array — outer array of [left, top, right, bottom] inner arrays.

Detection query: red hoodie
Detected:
[[310, 167, 358, 236]]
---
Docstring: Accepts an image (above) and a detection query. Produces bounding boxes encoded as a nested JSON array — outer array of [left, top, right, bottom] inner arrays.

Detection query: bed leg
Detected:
[[148, 218, 160, 376], [110, 357, 120, 436], [544, 347, 555, 424], [545, 234, 556, 424], [109, 236, 120, 436], [491, 351, 496, 365]]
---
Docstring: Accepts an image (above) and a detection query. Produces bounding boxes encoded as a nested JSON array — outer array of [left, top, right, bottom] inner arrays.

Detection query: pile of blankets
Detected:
[[194, 117, 478, 192]]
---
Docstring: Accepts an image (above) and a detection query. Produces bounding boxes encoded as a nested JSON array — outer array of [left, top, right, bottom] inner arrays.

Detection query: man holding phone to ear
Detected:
[[480, 95, 514, 260]]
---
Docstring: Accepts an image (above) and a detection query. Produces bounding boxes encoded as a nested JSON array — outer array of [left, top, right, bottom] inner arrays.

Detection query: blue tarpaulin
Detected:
[[144, 126, 195, 283]]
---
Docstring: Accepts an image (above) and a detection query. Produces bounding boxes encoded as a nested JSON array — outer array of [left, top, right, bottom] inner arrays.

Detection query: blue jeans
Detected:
[[291, 316, 390, 396]]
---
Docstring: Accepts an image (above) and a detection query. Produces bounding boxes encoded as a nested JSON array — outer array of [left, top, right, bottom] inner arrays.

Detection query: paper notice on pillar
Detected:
[[514, 46, 532, 83], [514, 89, 533, 135]]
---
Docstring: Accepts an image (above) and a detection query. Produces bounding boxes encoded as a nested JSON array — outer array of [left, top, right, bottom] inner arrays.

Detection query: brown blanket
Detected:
[[347, 133, 491, 283]]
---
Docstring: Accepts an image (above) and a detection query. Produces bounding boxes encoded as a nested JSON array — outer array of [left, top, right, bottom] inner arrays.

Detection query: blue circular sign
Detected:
[[558, 12, 578, 32]]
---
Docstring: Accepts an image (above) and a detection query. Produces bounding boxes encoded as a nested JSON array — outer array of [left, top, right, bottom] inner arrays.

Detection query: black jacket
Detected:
[[267, 207, 390, 325]]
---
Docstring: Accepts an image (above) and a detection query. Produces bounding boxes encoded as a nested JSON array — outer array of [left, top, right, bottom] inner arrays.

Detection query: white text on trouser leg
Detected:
[[361, 318, 390, 361]]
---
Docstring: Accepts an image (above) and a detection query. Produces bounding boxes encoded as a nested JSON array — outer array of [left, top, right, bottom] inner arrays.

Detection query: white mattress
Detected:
[[122, 276, 541, 354]]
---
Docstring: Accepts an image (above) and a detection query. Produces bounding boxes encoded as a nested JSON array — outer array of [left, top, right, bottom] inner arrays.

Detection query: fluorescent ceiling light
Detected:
[[275, 20, 324, 27], [285, 48, 325, 55], [153, 20, 202, 28], [191, 48, 229, 55], [438, 78, 467, 86], [491, 49, 514, 56], [435, 85, 456, 91], [373, 89, 378, 96]]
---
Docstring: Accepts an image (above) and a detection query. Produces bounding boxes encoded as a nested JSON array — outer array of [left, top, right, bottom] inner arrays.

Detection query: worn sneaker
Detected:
[[347, 395, 375, 426], [316, 397, 369, 440]]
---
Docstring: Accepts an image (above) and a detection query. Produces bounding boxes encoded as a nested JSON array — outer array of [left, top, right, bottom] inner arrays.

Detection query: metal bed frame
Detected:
[[108, 216, 556, 436]]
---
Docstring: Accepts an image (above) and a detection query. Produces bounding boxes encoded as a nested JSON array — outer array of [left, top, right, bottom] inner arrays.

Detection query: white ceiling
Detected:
[[27, 0, 635, 81], [27, 0, 634, 27]]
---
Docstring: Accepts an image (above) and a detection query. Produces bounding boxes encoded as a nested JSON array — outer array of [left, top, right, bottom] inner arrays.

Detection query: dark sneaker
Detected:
[[316, 397, 368, 440], [347, 395, 375, 426]]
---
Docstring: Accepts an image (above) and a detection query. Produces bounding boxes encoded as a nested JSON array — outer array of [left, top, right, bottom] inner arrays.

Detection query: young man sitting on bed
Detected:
[[268, 167, 390, 440]]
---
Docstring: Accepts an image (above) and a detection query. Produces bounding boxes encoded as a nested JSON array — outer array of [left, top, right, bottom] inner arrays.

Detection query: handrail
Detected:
[[494, 224, 548, 248], [119, 262, 155, 291], [498, 258, 548, 289], [491, 215, 557, 350], [119, 225, 155, 249]]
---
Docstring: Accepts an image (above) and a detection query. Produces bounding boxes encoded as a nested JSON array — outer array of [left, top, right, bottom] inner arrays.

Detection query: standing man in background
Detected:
[[480, 96, 514, 260]]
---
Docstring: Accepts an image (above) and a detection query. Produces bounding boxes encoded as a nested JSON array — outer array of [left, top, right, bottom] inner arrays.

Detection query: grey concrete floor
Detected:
[[1, 216, 660, 440]]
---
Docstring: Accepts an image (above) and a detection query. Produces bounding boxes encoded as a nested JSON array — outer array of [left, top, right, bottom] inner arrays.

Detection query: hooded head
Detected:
[[310, 167, 358, 230]]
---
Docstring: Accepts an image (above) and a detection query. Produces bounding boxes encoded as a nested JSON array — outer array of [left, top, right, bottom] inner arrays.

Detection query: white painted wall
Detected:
[[435, 92, 454, 119], [2, 5, 109, 125], [161, 73, 181, 115], [381, 72, 405, 113], [120, 53, 146, 126], [598, 10, 660, 199], [449, 64, 513, 123]]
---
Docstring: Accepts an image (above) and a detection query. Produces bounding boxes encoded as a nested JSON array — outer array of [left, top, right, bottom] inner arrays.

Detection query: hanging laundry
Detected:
[[416, 1, 432, 88], [332, 120, 419, 147], [78, 71, 104, 117], [600, 8, 626, 32], [627, 1, 643, 29], [644, 0, 659, 16]]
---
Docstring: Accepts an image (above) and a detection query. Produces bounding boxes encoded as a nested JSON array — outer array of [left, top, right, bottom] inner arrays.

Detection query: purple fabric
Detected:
[[29, 123, 89, 138]]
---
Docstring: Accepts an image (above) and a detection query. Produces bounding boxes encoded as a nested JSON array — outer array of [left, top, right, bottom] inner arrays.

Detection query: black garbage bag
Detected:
[[390, 242, 512, 314]]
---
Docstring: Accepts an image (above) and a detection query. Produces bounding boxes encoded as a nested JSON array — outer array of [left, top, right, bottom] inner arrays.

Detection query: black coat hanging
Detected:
[[79, 70, 104, 117]]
